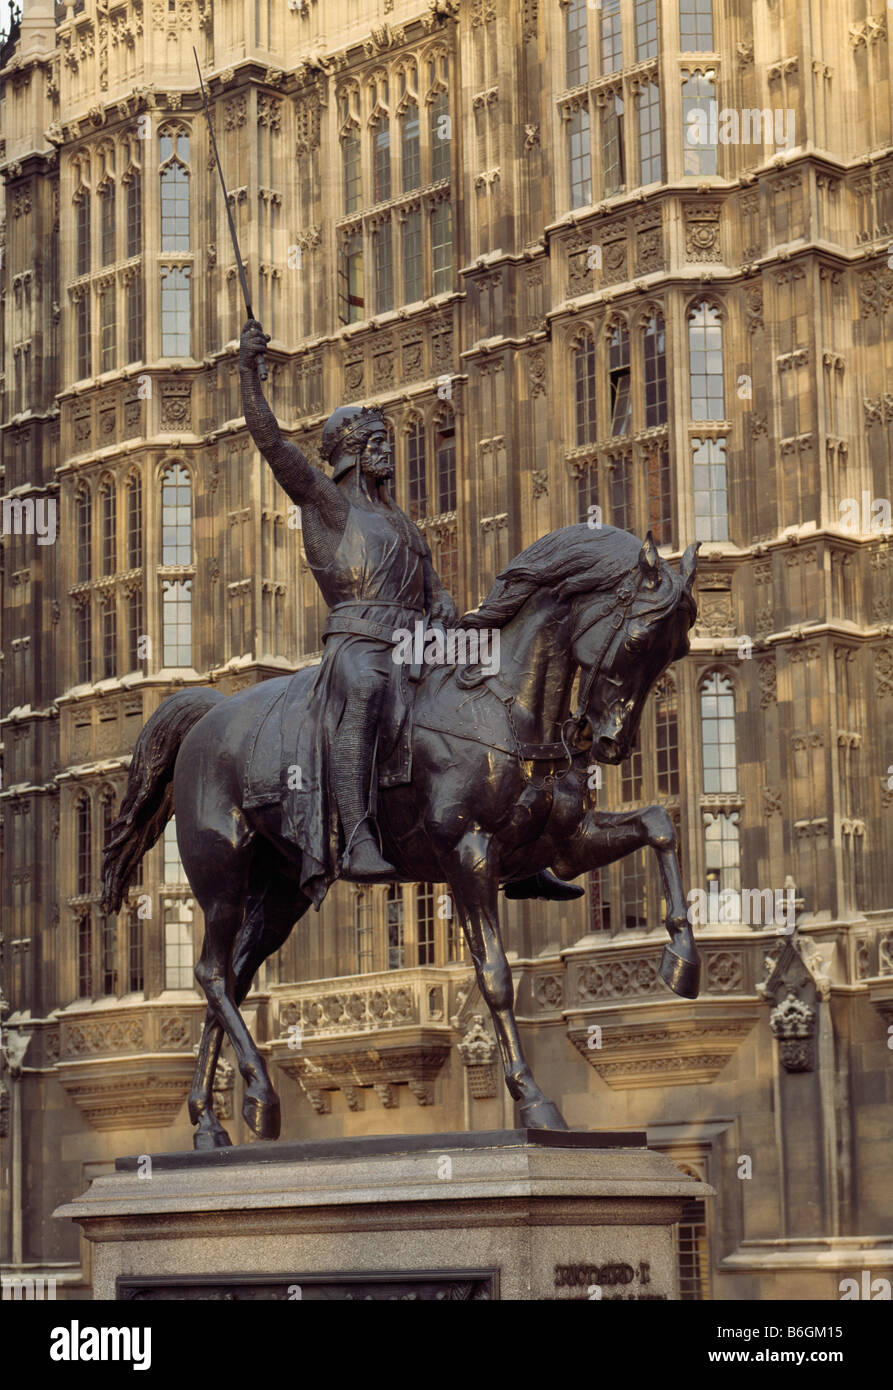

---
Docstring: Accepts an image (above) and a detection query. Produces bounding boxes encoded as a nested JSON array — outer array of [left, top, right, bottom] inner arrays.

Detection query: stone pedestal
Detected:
[[56, 1130, 712, 1301]]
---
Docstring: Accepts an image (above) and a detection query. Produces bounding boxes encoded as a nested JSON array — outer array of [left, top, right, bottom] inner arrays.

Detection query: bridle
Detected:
[[570, 569, 644, 727], [500, 565, 645, 789]]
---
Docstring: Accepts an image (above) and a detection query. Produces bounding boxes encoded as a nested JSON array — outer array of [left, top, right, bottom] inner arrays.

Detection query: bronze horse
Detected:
[[101, 524, 700, 1149]]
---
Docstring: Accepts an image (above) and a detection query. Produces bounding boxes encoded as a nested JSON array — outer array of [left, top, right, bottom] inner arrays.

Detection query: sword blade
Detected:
[[194, 48, 266, 379]]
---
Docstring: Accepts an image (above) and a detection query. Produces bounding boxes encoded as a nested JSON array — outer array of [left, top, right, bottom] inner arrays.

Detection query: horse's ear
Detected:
[[680, 541, 701, 598], [638, 532, 661, 589]]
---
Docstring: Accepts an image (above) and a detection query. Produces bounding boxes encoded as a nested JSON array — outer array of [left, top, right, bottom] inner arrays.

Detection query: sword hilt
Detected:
[[245, 302, 267, 382]]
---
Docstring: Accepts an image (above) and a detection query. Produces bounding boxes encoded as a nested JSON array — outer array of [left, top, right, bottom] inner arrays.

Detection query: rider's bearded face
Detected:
[[358, 430, 394, 480]]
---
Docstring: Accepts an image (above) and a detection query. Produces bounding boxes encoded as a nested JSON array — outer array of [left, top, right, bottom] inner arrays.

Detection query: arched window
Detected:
[[76, 484, 92, 581], [407, 419, 427, 520], [100, 478, 116, 574], [126, 473, 142, 569], [655, 677, 679, 795], [159, 129, 190, 250], [700, 672, 737, 793], [76, 794, 92, 895], [401, 102, 420, 191], [435, 407, 456, 514], [565, 0, 589, 87], [161, 464, 191, 564], [643, 312, 667, 426], [373, 114, 391, 203], [688, 301, 724, 419], [573, 332, 597, 445], [430, 90, 451, 182], [608, 321, 631, 436], [567, 107, 591, 209]]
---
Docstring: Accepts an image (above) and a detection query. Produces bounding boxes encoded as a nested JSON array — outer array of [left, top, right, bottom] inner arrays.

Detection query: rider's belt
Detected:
[[323, 599, 425, 644], [322, 614, 404, 642]]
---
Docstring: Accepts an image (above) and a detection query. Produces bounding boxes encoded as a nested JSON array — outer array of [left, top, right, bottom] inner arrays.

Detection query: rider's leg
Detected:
[[334, 642, 398, 880]]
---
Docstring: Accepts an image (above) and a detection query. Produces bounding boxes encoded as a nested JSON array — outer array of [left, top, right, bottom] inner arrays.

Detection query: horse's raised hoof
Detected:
[[660, 936, 701, 999], [193, 1126, 233, 1151], [520, 1099, 570, 1131], [242, 1092, 281, 1140]]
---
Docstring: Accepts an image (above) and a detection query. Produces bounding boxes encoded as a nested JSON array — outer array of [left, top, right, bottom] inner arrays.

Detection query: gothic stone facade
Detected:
[[1, 0, 891, 1300]]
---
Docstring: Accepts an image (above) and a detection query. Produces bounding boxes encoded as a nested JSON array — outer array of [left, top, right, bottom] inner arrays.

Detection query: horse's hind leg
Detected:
[[189, 873, 310, 1150], [449, 829, 569, 1131], [180, 810, 282, 1140]]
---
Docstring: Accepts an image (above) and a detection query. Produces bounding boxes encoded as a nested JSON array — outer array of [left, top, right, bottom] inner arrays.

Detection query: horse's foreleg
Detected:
[[553, 806, 700, 998], [638, 805, 700, 998], [450, 831, 569, 1131]]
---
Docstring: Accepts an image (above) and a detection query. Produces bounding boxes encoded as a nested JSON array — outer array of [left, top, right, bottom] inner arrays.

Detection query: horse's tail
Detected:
[[100, 687, 227, 915]]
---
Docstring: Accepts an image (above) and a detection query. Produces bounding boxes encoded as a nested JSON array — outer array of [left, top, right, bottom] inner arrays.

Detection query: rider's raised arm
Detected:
[[239, 320, 343, 522], [423, 547, 459, 625]]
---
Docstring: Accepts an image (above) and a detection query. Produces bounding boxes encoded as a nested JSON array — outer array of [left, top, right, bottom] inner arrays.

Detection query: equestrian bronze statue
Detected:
[[101, 319, 702, 1150]]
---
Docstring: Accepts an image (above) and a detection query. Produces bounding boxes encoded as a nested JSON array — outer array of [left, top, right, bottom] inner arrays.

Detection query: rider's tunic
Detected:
[[279, 495, 432, 905]]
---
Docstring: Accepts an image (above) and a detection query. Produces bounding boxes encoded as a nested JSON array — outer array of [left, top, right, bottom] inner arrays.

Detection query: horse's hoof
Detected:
[[193, 1126, 233, 1151], [242, 1092, 281, 1140], [520, 1099, 570, 1131], [660, 941, 701, 999]]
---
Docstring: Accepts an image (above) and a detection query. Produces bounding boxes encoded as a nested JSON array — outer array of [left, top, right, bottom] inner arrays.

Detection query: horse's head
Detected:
[[572, 534, 699, 764]]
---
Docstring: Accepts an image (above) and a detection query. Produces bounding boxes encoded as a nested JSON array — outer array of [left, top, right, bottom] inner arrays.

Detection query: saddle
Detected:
[[242, 656, 419, 810]]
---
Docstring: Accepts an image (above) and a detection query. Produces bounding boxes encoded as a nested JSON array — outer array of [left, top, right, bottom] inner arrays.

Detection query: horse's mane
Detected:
[[463, 524, 692, 629]]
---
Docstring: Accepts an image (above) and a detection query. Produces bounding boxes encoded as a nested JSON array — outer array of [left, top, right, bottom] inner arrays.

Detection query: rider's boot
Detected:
[[503, 869, 584, 901], [341, 817, 399, 882], [334, 689, 399, 881]]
